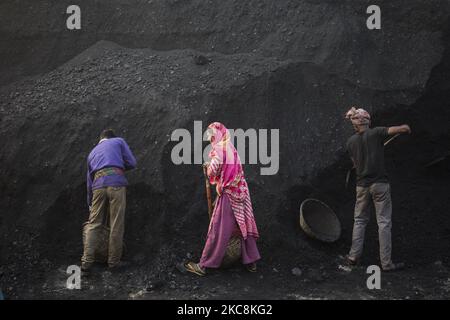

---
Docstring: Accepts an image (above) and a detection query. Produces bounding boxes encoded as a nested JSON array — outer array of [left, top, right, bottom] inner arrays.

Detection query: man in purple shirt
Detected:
[[81, 129, 137, 272]]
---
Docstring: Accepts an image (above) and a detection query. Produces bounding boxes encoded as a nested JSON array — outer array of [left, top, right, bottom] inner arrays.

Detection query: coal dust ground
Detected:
[[1, 0, 450, 300]]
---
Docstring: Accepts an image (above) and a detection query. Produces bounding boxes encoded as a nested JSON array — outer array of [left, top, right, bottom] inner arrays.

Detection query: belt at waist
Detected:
[[94, 167, 125, 180]]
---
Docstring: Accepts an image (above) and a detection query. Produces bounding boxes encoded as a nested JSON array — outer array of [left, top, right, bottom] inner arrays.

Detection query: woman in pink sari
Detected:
[[185, 122, 261, 276]]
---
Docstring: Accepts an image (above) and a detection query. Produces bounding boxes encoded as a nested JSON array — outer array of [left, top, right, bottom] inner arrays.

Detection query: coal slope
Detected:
[[0, 0, 449, 299], [0, 0, 447, 88]]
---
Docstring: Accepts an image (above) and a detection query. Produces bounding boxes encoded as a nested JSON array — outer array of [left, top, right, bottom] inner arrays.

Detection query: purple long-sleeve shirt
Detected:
[[87, 137, 137, 206]]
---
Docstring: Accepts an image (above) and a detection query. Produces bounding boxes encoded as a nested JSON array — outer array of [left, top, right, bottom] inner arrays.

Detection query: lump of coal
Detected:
[[291, 267, 302, 277], [146, 280, 165, 292], [193, 55, 210, 66]]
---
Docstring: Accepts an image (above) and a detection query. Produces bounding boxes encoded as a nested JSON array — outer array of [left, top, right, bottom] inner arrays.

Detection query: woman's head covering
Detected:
[[346, 107, 371, 126], [207, 122, 242, 193], [206, 122, 259, 240]]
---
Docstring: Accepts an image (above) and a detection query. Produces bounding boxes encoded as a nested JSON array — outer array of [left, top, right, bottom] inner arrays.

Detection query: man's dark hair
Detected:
[[99, 129, 116, 140]]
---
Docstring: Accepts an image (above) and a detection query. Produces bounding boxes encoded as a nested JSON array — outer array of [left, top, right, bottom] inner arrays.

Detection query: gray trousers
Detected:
[[349, 182, 393, 268]]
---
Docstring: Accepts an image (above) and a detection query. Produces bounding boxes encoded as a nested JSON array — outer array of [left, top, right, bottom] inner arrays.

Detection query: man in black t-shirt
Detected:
[[345, 107, 411, 272]]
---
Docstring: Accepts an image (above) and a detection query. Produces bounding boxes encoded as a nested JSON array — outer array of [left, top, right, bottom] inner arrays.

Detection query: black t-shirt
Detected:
[[346, 127, 390, 187]]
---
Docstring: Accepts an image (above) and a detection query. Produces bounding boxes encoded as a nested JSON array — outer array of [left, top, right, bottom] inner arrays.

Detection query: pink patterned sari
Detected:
[[206, 122, 259, 240]]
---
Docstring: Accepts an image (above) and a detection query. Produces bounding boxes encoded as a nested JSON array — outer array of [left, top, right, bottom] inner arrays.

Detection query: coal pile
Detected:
[[0, 0, 449, 299]]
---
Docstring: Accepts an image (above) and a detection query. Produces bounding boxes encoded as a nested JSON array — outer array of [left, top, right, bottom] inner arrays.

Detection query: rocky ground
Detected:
[[3, 243, 450, 300], [0, 0, 450, 299]]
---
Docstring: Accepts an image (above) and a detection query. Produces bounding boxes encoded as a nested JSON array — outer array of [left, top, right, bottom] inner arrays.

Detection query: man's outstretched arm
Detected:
[[120, 139, 137, 170], [388, 124, 411, 136]]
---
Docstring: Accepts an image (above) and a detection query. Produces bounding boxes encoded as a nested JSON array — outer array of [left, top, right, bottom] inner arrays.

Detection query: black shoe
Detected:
[[81, 266, 93, 277], [345, 255, 359, 266], [81, 263, 93, 273], [108, 261, 130, 272], [382, 262, 405, 272], [81, 263, 102, 275]]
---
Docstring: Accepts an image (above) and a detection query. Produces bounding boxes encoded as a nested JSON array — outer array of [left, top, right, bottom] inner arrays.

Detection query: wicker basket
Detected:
[[300, 198, 341, 243], [221, 236, 242, 268]]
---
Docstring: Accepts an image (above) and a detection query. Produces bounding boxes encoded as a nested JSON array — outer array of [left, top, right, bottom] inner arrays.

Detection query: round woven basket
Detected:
[[300, 198, 341, 243], [221, 236, 242, 268]]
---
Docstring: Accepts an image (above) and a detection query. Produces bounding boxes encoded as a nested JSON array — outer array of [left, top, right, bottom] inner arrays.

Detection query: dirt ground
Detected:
[[3, 240, 450, 300]]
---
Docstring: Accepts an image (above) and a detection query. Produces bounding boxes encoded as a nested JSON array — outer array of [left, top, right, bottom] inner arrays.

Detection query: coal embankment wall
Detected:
[[0, 1, 449, 276]]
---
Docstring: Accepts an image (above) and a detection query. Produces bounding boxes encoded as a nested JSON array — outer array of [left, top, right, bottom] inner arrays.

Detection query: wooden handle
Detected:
[[203, 165, 213, 220], [384, 133, 401, 146]]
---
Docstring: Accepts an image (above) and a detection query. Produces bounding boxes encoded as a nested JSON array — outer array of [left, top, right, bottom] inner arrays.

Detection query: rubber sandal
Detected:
[[184, 262, 206, 276], [246, 263, 257, 273]]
